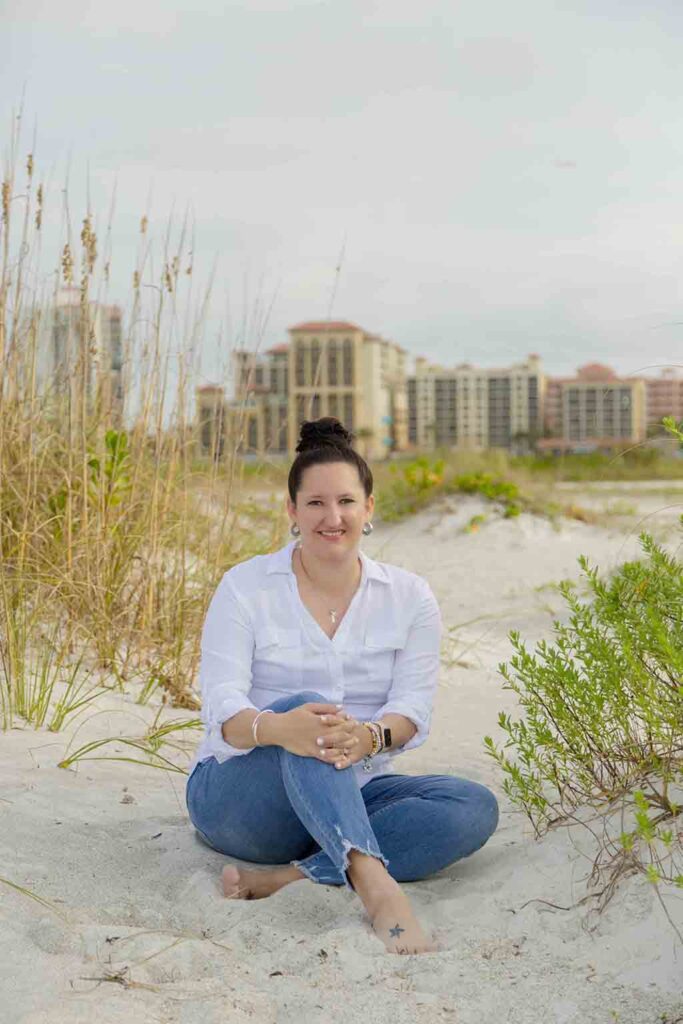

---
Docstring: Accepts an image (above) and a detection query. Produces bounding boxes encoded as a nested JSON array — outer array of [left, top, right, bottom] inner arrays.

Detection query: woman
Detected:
[[186, 417, 499, 955]]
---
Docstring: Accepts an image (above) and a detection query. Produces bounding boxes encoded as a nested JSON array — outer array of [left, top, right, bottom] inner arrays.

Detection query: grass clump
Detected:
[[0, 120, 285, 743]]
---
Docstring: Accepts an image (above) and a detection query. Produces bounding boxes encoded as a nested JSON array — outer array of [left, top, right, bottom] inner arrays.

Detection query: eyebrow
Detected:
[[305, 493, 356, 499]]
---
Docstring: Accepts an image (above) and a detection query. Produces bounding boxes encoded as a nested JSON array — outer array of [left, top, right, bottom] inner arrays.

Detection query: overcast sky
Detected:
[[3, 0, 683, 384]]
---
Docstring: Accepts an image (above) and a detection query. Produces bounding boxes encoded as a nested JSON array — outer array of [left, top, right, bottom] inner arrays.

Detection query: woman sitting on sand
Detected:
[[185, 417, 499, 955]]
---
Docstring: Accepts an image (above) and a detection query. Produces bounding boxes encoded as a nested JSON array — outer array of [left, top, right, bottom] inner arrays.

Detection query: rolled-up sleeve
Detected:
[[374, 579, 442, 757], [199, 572, 259, 757]]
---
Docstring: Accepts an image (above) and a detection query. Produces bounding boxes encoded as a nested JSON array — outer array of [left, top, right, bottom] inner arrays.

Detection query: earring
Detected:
[[291, 523, 301, 537], [362, 522, 373, 536]]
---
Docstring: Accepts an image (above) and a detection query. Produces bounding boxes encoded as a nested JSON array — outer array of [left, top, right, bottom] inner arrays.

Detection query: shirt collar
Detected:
[[266, 538, 390, 584]]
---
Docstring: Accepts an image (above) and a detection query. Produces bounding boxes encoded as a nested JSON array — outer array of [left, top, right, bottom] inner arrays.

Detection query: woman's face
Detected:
[[287, 461, 374, 559]]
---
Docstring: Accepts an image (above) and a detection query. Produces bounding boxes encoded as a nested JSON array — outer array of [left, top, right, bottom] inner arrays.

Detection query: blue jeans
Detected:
[[185, 691, 499, 893]]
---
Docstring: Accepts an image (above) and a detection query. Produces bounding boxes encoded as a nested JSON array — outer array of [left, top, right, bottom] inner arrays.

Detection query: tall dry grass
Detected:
[[0, 119, 285, 734]]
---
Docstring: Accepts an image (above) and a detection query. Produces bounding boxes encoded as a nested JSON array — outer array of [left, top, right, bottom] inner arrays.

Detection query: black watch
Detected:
[[381, 725, 392, 750]]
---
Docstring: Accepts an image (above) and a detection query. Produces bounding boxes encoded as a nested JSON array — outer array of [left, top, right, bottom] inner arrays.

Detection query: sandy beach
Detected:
[[2, 483, 682, 1023]]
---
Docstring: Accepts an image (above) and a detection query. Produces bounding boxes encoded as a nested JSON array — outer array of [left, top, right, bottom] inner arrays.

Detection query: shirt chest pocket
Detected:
[[252, 627, 303, 691], [358, 626, 410, 692]]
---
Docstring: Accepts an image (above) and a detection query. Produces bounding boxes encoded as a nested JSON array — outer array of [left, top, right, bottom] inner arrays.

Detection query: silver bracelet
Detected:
[[252, 708, 275, 747]]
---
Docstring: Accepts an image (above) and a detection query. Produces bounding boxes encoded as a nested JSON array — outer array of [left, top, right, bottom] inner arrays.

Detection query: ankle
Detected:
[[346, 851, 395, 902]]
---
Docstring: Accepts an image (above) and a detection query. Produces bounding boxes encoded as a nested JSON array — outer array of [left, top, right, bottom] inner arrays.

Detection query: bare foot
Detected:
[[365, 883, 437, 955], [221, 864, 303, 900]]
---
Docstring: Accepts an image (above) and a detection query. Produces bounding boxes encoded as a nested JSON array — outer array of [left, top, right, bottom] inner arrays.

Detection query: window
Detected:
[[343, 394, 354, 429], [343, 339, 353, 386], [328, 341, 338, 386], [295, 344, 306, 386], [310, 341, 322, 387]]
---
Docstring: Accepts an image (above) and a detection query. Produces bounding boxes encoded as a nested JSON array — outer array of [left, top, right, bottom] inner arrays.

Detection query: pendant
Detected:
[[329, 610, 337, 624]]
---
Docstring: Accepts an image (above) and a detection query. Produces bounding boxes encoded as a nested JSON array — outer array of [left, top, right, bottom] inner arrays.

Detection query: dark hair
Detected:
[[288, 417, 373, 502]]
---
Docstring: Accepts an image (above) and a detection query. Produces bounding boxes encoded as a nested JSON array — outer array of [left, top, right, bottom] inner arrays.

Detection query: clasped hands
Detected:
[[312, 707, 373, 769]]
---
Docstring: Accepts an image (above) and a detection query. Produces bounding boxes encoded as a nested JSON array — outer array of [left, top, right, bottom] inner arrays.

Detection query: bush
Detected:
[[484, 526, 683, 905], [375, 456, 445, 522], [447, 471, 521, 518]]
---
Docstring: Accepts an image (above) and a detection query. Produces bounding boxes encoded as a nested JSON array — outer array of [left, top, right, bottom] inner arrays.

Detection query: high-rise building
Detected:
[[286, 322, 408, 459], [196, 385, 227, 459], [228, 344, 289, 454], [539, 364, 646, 453], [407, 354, 544, 451], [40, 287, 124, 423], [644, 367, 683, 435], [211, 322, 407, 459]]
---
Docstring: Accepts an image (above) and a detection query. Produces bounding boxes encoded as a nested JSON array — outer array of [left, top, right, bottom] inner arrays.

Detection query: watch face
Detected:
[[383, 727, 392, 747]]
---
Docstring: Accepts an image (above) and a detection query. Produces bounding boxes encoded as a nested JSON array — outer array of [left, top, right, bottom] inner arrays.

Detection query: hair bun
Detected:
[[296, 417, 354, 454]]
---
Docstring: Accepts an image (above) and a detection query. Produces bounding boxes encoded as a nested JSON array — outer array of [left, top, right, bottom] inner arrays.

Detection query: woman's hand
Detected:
[[281, 702, 368, 767], [315, 713, 373, 769], [332, 719, 375, 769]]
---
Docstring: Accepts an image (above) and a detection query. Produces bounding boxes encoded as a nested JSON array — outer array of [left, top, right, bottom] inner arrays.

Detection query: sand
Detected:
[[2, 483, 682, 1023]]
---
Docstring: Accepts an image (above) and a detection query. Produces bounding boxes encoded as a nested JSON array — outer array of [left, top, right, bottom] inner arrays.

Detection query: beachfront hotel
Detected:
[[644, 367, 683, 435], [538, 364, 646, 454], [286, 321, 408, 460], [406, 354, 544, 451], [197, 321, 410, 461], [195, 330, 680, 460], [38, 286, 124, 425]]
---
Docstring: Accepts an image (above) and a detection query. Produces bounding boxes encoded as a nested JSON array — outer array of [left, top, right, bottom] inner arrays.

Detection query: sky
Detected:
[[3, 0, 683, 387]]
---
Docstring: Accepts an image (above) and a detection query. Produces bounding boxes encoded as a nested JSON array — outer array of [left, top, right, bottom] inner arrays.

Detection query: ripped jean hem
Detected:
[[291, 824, 390, 892]]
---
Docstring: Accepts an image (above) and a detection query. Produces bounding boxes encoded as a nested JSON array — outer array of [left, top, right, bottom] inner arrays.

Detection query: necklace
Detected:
[[297, 546, 357, 626]]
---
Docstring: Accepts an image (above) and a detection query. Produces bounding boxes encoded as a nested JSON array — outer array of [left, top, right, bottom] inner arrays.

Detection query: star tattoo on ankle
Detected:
[[389, 924, 405, 938]]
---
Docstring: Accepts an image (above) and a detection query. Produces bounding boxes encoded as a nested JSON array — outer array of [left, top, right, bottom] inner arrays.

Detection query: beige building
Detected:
[[199, 318, 409, 461], [230, 344, 289, 453], [195, 382, 271, 460], [540, 363, 646, 453], [644, 367, 683, 435], [41, 287, 124, 424], [196, 385, 227, 459], [286, 321, 408, 460], [407, 354, 544, 451]]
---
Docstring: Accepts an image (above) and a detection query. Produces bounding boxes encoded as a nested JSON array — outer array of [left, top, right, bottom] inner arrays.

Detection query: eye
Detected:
[[307, 498, 355, 505]]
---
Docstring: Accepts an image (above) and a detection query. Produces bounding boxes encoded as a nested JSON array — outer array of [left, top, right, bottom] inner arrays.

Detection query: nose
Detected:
[[322, 506, 344, 526]]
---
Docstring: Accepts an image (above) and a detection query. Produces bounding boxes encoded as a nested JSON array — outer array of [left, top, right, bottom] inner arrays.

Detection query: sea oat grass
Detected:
[[0, 122, 276, 738]]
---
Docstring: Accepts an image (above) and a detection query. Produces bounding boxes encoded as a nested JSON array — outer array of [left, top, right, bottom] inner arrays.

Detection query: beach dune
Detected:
[[2, 489, 682, 1023]]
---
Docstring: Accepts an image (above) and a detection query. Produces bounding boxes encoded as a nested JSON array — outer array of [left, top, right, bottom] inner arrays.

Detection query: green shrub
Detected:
[[485, 527, 683, 904], [447, 471, 521, 519], [375, 456, 445, 522]]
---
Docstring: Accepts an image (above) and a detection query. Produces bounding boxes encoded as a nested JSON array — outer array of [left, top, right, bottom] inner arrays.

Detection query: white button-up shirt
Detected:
[[189, 539, 442, 788]]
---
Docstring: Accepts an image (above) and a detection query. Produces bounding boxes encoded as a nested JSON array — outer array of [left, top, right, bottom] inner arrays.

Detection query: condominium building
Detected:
[[196, 385, 227, 459], [644, 367, 683, 434], [539, 363, 646, 453], [40, 287, 124, 423], [407, 354, 544, 450], [286, 322, 408, 460], [199, 320, 407, 461], [230, 344, 289, 453]]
